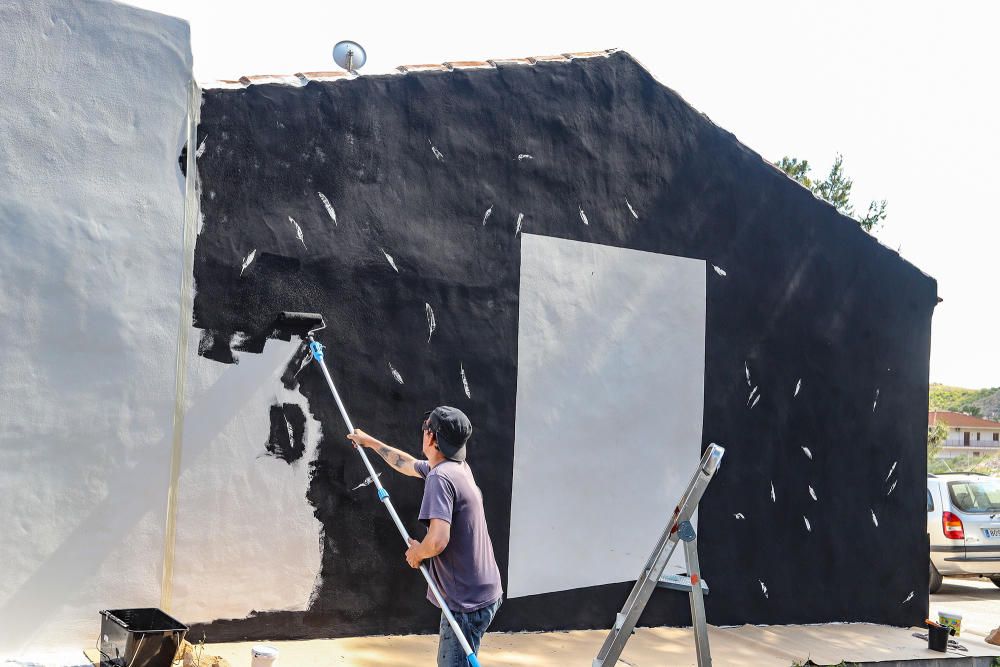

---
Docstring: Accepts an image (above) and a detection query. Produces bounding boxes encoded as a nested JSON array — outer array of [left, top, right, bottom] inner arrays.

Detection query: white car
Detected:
[[927, 472, 1000, 593]]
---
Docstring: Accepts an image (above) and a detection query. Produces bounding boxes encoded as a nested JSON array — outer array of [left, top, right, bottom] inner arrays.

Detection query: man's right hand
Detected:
[[347, 429, 379, 449]]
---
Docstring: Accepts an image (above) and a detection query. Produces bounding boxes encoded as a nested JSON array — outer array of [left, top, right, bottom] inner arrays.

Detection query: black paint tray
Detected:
[[98, 608, 188, 667]]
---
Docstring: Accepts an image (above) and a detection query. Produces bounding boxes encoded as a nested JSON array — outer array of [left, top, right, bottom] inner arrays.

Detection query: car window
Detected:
[[927, 487, 934, 512], [948, 479, 1000, 513]]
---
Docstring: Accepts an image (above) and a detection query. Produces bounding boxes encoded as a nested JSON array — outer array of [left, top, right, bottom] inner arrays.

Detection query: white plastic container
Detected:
[[251, 644, 279, 667]]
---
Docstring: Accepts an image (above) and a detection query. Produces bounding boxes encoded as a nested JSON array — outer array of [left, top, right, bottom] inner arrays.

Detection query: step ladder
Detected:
[[593, 444, 725, 667]]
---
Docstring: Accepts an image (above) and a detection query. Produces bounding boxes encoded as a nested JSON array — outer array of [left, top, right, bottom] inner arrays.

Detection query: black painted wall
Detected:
[[189, 52, 936, 641]]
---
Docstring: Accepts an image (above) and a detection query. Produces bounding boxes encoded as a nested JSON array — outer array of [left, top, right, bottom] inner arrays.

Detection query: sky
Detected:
[[129, 0, 1000, 389]]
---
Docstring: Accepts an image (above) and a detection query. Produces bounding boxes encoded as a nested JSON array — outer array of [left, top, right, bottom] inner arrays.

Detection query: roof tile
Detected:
[[528, 55, 570, 64], [295, 71, 349, 80], [929, 411, 1000, 428], [487, 57, 533, 67], [443, 61, 494, 70], [396, 63, 449, 73], [237, 74, 303, 86], [564, 49, 618, 59]]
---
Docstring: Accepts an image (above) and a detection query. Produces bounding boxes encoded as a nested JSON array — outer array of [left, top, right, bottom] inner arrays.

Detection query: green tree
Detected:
[[927, 421, 948, 465], [775, 154, 888, 233]]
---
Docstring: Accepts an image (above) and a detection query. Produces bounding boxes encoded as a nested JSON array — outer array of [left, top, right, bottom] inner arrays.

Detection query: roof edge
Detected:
[[929, 410, 1000, 428], [200, 48, 619, 90]]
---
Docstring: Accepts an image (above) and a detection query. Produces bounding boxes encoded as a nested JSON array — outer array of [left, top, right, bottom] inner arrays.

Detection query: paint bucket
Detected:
[[938, 611, 962, 637], [251, 644, 279, 666], [927, 623, 951, 652], [98, 608, 188, 667]]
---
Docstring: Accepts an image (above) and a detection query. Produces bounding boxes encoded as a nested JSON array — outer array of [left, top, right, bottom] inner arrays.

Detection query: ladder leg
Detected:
[[592, 445, 725, 667], [593, 531, 682, 667], [683, 537, 711, 667]]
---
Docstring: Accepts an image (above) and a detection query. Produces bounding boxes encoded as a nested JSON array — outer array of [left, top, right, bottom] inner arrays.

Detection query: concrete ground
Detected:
[[203, 624, 999, 667], [198, 578, 1000, 667], [4, 578, 997, 666], [931, 576, 1000, 639]]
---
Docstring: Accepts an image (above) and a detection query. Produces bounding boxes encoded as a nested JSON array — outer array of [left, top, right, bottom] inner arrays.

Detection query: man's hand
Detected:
[[405, 538, 423, 569], [405, 520, 450, 569], [346, 429, 379, 449]]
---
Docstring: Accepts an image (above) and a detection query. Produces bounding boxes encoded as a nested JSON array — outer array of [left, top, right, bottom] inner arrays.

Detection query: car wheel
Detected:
[[990, 576, 1000, 589], [929, 562, 943, 594]]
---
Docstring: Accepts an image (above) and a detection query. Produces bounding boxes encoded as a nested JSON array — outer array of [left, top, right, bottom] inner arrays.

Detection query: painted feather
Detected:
[[240, 249, 256, 276], [289, 216, 306, 248], [626, 198, 639, 220], [425, 303, 436, 343], [461, 363, 471, 398], [317, 192, 337, 225], [381, 248, 399, 272]]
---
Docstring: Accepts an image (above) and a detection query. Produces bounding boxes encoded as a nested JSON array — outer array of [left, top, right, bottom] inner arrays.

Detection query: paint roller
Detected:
[[269, 311, 484, 667]]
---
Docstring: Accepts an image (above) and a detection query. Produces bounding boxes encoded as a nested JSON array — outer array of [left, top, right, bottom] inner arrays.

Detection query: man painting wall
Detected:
[[348, 406, 503, 666]]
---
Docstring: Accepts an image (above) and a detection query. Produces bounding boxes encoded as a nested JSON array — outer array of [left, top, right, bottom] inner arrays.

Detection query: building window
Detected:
[[964, 431, 971, 446], [977, 432, 981, 441], [994, 433, 999, 442]]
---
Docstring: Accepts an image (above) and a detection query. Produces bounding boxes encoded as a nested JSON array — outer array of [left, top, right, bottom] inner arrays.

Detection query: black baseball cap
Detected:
[[424, 406, 472, 462]]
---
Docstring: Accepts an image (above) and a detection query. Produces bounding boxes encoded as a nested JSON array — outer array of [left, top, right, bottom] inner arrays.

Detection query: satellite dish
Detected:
[[333, 40, 367, 73]]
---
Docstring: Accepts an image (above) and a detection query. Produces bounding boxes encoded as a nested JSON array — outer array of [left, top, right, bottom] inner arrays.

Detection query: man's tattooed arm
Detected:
[[372, 442, 420, 478], [346, 429, 421, 478]]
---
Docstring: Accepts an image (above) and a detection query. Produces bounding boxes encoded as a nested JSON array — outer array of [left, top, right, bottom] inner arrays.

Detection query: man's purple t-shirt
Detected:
[[414, 459, 503, 612]]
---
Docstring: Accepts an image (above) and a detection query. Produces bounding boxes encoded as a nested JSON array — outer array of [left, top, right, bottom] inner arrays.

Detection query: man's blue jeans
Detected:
[[437, 597, 502, 667]]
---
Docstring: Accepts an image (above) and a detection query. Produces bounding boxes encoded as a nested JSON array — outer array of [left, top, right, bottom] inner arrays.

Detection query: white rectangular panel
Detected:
[[509, 234, 706, 598]]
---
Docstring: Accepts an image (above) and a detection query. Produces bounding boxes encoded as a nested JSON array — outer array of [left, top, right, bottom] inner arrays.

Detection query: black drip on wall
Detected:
[[188, 52, 937, 641]]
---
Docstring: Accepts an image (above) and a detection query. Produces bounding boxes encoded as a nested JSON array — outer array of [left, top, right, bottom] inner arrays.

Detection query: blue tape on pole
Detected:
[[309, 340, 324, 361], [378, 488, 389, 501], [467, 654, 481, 667]]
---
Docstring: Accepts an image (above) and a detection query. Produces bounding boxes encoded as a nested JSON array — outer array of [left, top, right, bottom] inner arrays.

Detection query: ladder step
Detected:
[[657, 572, 710, 593]]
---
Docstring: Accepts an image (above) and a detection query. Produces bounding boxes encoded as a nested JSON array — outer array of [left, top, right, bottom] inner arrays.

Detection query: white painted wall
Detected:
[[942, 427, 1000, 447], [170, 338, 324, 624], [939, 424, 1000, 458], [0, 0, 191, 654], [508, 234, 706, 598]]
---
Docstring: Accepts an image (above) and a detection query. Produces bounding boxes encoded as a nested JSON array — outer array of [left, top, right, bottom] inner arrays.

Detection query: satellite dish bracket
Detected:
[[333, 40, 367, 74]]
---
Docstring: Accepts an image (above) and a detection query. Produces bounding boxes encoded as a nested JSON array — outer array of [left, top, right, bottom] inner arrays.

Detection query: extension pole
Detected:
[[307, 336, 482, 667]]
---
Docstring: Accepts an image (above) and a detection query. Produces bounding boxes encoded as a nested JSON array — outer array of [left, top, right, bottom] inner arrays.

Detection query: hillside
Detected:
[[976, 390, 1000, 421], [929, 384, 1000, 420]]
